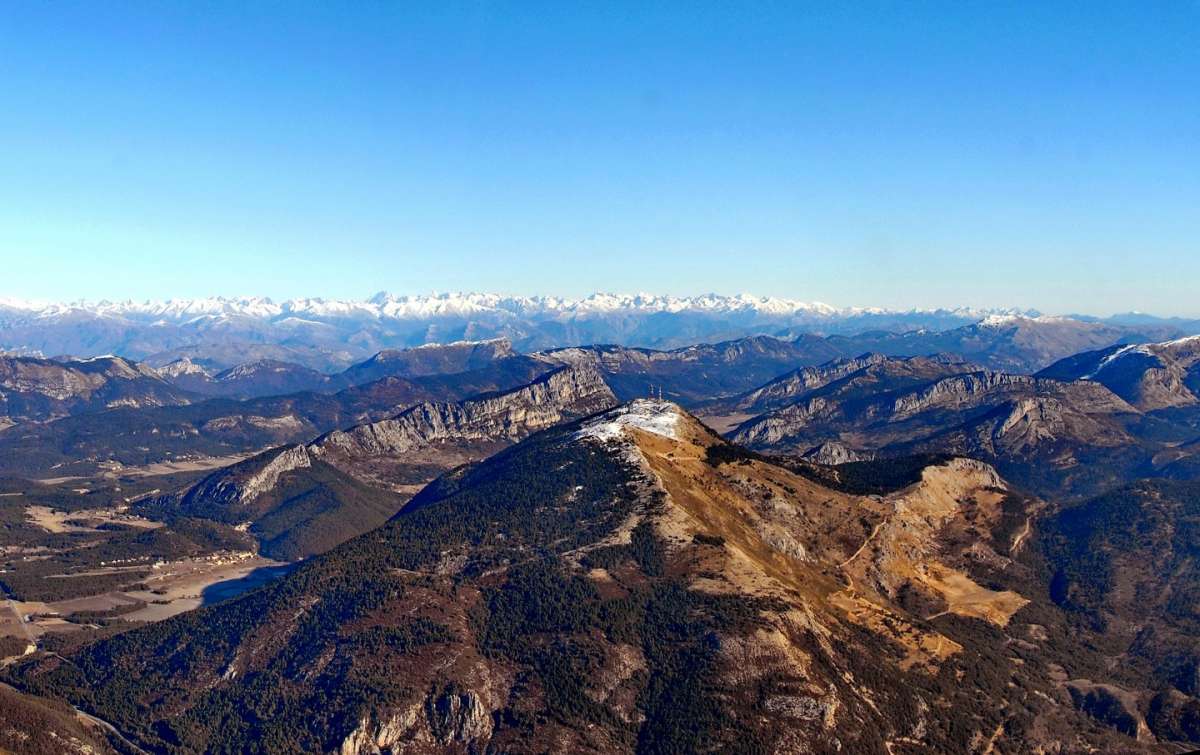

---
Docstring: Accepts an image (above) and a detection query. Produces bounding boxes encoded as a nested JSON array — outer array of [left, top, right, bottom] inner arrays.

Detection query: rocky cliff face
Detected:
[[183, 444, 314, 509], [338, 686, 494, 755], [158, 365, 618, 556], [801, 441, 871, 464], [704, 353, 978, 418], [0, 354, 192, 423], [986, 396, 1124, 454], [713, 353, 889, 413], [312, 364, 616, 459], [887, 372, 1135, 420], [155, 356, 212, 379]]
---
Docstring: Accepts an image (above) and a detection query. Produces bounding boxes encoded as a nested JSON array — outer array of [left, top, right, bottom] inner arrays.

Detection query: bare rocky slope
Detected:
[[5, 402, 1183, 753], [0, 354, 193, 425], [313, 362, 616, 461], [701, 353, 979, 419], [727, 362, 1136, 452]]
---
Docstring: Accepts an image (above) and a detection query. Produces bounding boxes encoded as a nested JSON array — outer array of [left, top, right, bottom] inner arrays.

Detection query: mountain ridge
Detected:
[[1038, 335, 1200, 411], [145, 364, 619, 559], [707, 353, 1184, 498]]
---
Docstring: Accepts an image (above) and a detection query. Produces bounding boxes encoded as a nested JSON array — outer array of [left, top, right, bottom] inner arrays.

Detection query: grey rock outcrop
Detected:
[[0, 354, 191, 423], [338, 687, 494, 755], [802, 441, 871, 465], [312, 364, 616, 459], [169, 364, 617, 524]]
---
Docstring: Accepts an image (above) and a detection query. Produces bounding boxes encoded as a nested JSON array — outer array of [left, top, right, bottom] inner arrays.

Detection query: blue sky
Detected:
[[1, 2, 1197, 315]]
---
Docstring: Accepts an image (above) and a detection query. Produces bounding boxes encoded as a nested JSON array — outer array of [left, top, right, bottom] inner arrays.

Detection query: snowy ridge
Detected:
[[0, 292, 1039, 323], [409, 337, 511, 350], [1163, 334, 1200, 347], [1081, 344, 1156, 380], [976, 313, 1071, 329]]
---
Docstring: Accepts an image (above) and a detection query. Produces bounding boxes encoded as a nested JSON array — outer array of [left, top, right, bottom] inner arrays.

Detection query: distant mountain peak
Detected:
[[156, 356, 211, 378], [975, 313, 1065, 329]]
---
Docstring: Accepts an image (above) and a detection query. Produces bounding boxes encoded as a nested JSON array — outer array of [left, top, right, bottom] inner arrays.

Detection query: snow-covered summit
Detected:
[[976, 313, 1064, 329], [575, 400, 683, 443]]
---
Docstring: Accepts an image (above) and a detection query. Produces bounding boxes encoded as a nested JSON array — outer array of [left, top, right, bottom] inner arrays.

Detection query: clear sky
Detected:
[[1, 2, 1197, 315]]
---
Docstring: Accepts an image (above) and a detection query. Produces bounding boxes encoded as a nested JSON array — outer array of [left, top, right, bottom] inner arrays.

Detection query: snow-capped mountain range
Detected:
[[0, 292, 1192, 372], [0, 291, 1027, 321]]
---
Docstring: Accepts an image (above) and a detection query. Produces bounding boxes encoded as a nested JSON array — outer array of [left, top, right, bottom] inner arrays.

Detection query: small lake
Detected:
[[200, 563, 295, 606]]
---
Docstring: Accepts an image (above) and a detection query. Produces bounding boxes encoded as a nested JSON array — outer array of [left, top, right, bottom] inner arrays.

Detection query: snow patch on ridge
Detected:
[[575, 400, 682, 443], [1163, 334, 1200, 347], [1082, 344, 1155, 379]]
